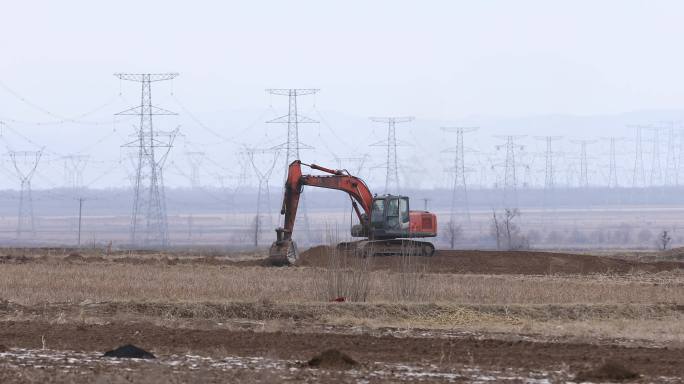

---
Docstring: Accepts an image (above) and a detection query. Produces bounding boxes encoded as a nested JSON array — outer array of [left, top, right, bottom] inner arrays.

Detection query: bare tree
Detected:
[[658, 230, 672, 251], [443, 220, 463, 249], [491, 210, 502, 249], [503, 208, 520, 249], [491, 208, 529, 250]]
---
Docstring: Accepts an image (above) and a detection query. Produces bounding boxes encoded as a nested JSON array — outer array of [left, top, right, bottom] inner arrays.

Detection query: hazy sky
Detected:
[[2, 1, 683, 117], [1, 1, 683, 189]]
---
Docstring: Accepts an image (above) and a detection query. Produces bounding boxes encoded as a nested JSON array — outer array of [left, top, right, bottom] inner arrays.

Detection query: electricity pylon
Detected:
[[116, 73, 179, 248], [246, 148, 280, 247], [8, 150, 43, 238], [442, 127, 477, 224], [629, 124, 648, 188], [646, 126, 663, 187], [571, 139, 596, 188], [62, 154, 89, 191], [662, 121, 678, 186], [266, 89, 318, 245], [370, 116, 414, 193], [600, 137, 626, 188], [494, 136, 525, 208], [185, 151, 205, 189]]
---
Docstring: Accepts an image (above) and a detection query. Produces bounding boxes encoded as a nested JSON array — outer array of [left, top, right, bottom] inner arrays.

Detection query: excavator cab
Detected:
[[369, 195, 410, 237]]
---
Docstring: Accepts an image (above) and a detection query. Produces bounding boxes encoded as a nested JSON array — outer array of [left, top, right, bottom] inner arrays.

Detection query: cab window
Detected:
[[400, 197, 409, 223], [371, 199, 385, 224], [387, 198, 400, 217]]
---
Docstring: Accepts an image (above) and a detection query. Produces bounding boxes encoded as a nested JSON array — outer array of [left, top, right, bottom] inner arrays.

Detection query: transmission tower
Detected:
[[442, 127, 477, 224], [115, 73, 179, 248], [534, 136, 562, 190], [8, 150, 43, 238], [334, 155, 369, 176], [600, 137, 626, 188], [663, 122, 678, 186], [370, 116, 414, 193], [185, 151, 205, 189], [494, 136, 525, 208], [266, 89, 318, 170], [571, 140, 596, 188], [630, 124, 647, 188], [678, 127, 684, 186], [266, 89, 319, 244], [646, 126, 663, 187], [246, 148, 279, 248], [62, 154, 89, 191]]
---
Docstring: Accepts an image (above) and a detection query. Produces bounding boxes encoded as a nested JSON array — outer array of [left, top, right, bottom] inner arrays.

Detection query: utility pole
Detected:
[[442, 127, 477, 224], [630, 124, 647, 188], [8, 150, 43, 238], [494, 136, 525, 208], [370, 116, 414, 193], [116, 73, 179, 248]]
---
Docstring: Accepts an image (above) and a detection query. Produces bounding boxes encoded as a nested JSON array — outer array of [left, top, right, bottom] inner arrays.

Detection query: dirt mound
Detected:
[[103, 344, 155, 359], [0, 255, 29, 264], [0, 344, 6, 352], [307, 349, 358, 369], [64, 253, 84, 262], [575, 361, 639, 382], [297, 246, 683, 275]]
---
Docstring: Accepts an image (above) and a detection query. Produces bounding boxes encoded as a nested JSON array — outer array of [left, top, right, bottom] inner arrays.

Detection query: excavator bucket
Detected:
[[268, 239, 298, 266]]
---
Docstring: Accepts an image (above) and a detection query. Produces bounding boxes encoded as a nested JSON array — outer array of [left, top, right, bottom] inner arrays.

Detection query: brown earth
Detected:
[[0, 320, 681, 378], [307, 349, 359, 369], [297, 245, 684, 275]]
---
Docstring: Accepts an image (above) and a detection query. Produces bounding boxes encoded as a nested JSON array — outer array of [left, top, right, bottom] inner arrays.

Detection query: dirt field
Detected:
[[1, 246, 683, 383]]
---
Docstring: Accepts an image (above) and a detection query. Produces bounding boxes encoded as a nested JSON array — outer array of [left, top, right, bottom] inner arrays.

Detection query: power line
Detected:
[[494, 135, 525, 208]]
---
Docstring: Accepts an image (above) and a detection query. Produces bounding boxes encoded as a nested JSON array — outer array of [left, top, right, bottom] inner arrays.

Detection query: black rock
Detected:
[[103, 344, 155, 359]]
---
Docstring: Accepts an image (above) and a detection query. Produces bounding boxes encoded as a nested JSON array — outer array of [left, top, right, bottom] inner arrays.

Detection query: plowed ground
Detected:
[[297, 246, 684, 274]]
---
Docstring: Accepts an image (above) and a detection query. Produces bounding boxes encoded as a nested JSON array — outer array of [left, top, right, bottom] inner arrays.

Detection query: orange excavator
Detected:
[[269, 160, 437, 265]]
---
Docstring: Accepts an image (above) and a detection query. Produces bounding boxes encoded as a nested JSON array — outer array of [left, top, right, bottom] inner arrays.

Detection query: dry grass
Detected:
[[0, 262, 681, 306]]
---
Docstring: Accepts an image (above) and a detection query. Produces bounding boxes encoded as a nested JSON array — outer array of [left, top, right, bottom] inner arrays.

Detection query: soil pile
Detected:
[[103, 344, 155, 359], [297, 246, 683, 275], [307, 349, 358, 369], [575, 361, 639, 382]]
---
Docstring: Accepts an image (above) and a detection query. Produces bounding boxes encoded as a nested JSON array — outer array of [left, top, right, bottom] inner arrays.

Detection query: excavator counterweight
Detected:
[[268, 160, 437, 265]]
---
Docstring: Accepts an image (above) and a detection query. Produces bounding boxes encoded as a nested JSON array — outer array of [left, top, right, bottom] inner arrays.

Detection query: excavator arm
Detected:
[[270, 160, 374, 264]]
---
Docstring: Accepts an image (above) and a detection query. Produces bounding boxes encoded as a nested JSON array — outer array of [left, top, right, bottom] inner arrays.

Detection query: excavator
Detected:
[[269, 160, 437, 265]]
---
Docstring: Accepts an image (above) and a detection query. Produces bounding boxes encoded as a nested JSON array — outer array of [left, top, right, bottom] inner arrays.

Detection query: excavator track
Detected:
[[337, 239, 435, 258]]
